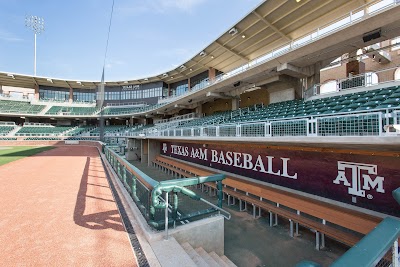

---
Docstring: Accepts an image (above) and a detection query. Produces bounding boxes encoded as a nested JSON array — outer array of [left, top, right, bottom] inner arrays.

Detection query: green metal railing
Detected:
[[296, 188, 400, 267], [104, 146, 230, 231]]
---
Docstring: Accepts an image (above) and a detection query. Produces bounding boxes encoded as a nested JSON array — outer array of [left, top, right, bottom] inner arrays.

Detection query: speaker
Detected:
[[363, 29, 381, 43], [233, 81, 241, 87]]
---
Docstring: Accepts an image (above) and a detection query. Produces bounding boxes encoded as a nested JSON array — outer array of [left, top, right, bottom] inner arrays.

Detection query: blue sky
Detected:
[[0, 0, 263, 82]]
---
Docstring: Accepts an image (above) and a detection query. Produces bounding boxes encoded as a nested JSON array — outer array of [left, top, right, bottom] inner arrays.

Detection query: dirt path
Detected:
[[0, 146, 137, 266]]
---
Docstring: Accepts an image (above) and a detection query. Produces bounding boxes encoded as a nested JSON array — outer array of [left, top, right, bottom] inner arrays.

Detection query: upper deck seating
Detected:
[[178, 111, 231, 128], [89, 125, 128, 135], [0, 126, 14, 135], [207, 86, 400, 125], [16, 126, 73, 135], [46, 106, 98, 115], [102, 106, 145, 115], [0, 100, 45, 114]]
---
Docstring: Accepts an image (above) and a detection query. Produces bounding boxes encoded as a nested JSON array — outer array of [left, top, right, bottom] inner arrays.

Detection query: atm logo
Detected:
[[333, 161, 385, 199], [162, 143, 168, 153]]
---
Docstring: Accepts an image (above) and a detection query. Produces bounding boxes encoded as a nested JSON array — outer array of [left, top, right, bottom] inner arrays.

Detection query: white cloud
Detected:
[[0, 30, 24, 42], [155, 0, 207, 12], [105, 59, 125, 69], [116, 0, 207, 17]]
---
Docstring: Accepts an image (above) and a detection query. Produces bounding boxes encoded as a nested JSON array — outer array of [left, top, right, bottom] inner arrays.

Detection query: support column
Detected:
[[321, 219, 326, 249], [307, 61, 322, 94], [269, 212, 273, 227], [34, 84, 39, 100], [147, 139, 159, 167], [69, 86, 73, 103], [141, 139, 148, 164], [289, 220, 294, 237], [188, 77, 191, 91], [231, 98, 240, 111], [208, 67, 216, 81]]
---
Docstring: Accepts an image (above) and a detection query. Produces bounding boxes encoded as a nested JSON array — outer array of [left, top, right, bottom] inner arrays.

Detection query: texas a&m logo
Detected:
[[333, 161, 385, 199], [162, 143, 168, 154]]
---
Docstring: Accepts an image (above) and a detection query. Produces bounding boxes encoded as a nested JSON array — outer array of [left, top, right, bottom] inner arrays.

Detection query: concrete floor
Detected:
[[129, 159, 348, 267]]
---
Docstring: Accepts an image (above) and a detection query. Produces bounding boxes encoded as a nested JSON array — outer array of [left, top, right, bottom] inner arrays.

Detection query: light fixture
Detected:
[[25, 15, 45, 76], [228, 27, 238, 36], [211, 55, 214, 59], [199, 51, 207, 57], [179, 65, 186, 69], [242, 35, 246, 38], [123, 81, 128, 84], [76, 81, 81, 84], [144, 78, 149, 81], [7, 74, 15, 79], [171, 76, 174, 79], [189, 68, 193, 71], [47, 78, 53, 83], [296, 0, 301, 2], [162, 73, 168, 77]]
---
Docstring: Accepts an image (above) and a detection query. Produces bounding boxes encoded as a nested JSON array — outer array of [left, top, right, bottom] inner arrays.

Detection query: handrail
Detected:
[[105, 146, 158, 190], [297, 187, 400, 266], [331, 217, 400, 267], [200, 197, 231, 220]]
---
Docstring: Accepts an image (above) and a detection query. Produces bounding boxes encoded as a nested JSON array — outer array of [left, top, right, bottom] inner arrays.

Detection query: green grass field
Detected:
[[0, 146, 54, 166]]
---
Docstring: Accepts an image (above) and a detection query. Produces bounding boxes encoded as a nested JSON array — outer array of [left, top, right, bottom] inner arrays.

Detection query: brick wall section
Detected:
[[239, 88, 269, 108], [321, 50, 400, 83], [202, 98, 232, 116]]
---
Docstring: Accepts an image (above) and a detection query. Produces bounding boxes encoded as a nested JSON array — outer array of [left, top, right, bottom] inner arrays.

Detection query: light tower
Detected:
[[25, 15, 45, 76]]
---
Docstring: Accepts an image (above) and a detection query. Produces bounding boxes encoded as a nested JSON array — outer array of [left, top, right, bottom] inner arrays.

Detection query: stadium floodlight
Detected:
[[25, 15, 45, 76]]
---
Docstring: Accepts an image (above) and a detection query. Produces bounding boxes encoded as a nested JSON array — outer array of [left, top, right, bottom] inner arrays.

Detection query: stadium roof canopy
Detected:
[[0, 0, 383, 89]]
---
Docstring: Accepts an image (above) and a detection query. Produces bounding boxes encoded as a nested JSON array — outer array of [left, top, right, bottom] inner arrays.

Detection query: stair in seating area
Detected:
[[38, 104, 53, 115], [181, 242, 237, 267], [6, 125, 21, 136]]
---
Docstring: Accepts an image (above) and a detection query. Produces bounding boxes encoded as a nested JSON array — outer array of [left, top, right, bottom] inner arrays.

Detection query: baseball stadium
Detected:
[[1, 0, 400, 266]]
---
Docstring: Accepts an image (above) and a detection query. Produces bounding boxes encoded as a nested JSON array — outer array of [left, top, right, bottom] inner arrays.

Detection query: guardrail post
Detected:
[[265, 122, 271, 137], [379, 112, 383, 136], [164, 191, 169, 240], [308, 119, 318, 136], [172, 192, 178, 229], [191, 128, 194, 137], [216, 126, 220, 137], [393, 239, 399, 267], [173, 129, 176, 137], [236, 125, 241, 137], [122, 166, 127, 187], [217, 181, 223, 208]]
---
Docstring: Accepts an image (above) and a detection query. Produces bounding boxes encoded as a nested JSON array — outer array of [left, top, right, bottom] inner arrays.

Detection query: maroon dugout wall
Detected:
[[160, 141, 400, 217]]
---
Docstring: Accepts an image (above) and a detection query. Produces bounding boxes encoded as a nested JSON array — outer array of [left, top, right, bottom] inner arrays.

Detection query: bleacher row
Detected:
[[46, 106, 99, 115], [0, 100, 157, 116], [0, 126, 15, 136], [0, 100, 45, 114], [178, 85, 400, 128], [0, 125, 128, 137]]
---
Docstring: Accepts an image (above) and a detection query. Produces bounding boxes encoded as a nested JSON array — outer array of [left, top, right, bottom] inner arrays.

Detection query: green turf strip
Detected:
[[0, 146, 54, 166]]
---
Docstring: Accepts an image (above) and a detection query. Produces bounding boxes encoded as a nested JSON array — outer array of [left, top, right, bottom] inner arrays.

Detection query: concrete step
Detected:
[[195, 247, 220, 267], [151, 238, 197, 267], [209, 251, 229, 267], [181, 242, 209, 267], [221, 255, 237, 267]]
